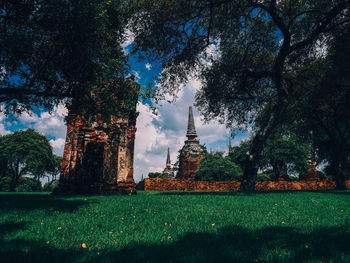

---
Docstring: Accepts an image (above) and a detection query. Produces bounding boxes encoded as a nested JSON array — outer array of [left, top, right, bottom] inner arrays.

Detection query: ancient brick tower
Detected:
[[177, 106, 205, 180], [55, 82, 138, 195], [162, 148, 174, 178]]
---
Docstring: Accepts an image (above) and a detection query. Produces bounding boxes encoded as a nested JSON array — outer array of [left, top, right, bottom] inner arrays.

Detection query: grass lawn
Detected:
[[0, 191, 349, 263]]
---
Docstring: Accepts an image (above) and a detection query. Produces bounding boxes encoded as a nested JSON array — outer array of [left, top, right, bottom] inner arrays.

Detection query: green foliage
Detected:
[[0, 0, 132, 115], [230, 125, 309, 179], [0, 176, 11, 192], [262, 125, 309, 179], [0, 191, 350, 262], [256, 173, 272, 181], [0, 129, 57, 191], [15, 177, 41, 192], [148, 172, 163, 178], [196, 152, 242, 181], [42, 181, 59, 193], [229, 140, 250, 170]]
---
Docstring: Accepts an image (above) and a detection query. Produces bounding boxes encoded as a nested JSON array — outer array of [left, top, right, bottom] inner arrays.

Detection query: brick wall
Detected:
[[144, 178, 350, 191]]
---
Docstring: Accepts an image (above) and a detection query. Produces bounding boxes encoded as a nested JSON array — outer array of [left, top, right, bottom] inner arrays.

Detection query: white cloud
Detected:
[[145, 63, 152, 70], [18, 104, 67, 139], [0, 113, 10, 135], [121, 29, 135, 53], [50, 137, 66, 156]]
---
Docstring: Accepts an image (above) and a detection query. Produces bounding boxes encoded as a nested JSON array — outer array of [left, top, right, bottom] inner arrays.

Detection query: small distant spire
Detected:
[[166, 147, 171, 166], [186, 106, 197, 138]]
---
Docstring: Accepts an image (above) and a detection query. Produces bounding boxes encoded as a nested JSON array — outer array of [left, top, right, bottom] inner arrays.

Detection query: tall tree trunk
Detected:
[[241, 35, 290, 190], [241, 101, 287, 190], [331, 153, 347, 190], [9, 179, 16, 192], [271, 159, 285, 181]]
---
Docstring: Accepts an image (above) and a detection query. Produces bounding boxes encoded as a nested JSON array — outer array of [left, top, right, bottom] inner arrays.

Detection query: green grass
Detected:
[[0, 191, 350, 263]]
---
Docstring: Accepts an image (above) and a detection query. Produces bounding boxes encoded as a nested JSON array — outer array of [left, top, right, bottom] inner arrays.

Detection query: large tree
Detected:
[[0, 0, 131, 115], [230, 124, 309, 181], [129, 0, 350, 190], [0, 129, 56, 191], [290, 26, 350, 189]]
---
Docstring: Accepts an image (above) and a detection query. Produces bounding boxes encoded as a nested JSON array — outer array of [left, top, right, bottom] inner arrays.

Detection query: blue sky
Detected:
[[0, 34, 249, 182]]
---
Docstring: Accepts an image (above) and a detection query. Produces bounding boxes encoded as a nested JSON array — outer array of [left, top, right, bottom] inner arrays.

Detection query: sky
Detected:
[[0, 35, 249, 183]]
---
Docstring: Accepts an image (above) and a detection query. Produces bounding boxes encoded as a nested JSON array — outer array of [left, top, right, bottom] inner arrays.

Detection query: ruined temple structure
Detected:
[[176, 106, 205, 180], [162, 148, 175, 178], [55, 79, 139, 195], [305, 150, 318, 180]]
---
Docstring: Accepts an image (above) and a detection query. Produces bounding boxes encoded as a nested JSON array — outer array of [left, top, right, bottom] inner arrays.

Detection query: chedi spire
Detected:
[[186, 106, 197, 138], [177, 106, 204, 179], [162, 147, 174, 178], [166, 147, 171, 167]]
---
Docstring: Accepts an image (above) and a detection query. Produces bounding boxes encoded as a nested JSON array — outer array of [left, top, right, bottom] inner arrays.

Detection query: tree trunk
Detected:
[[241, 132, 267, 190], [331, 156, 347, 190], [9, 179, 16, 192], [241, 100, 287, 190], [9, 174, 19, 192]]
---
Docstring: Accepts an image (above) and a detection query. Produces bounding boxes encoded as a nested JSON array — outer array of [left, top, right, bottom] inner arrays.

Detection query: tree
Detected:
[[261, 125, 309, 180], [290, 26, 350, 189], [148, 172, 163, 178], [129, 0, 350, 190], [230, 126, 309, 181], [0, 129, 56, 191], [229, 140, 251, 171], [45, 155, 62, 186], [1, 0, 131, 115], [195, 152, 242, 181]]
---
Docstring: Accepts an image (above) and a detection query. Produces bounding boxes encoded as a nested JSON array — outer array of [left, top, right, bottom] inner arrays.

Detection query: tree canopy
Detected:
[[0, 129, 57, 191], [196, 151, 242, 181], [1, 0, 132, 115]]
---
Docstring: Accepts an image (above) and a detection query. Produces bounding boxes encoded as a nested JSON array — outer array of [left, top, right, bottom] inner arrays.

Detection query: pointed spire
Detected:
[[186, 106, 197, 138], [166, 147, 171, 166]]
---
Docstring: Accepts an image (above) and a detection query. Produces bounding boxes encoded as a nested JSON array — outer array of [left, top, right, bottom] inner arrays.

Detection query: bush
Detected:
[[256, 173, 271, 181], [148, 172, 163, 178], [0, 176, 11, 191], [195, 152, 242, 181], [42, 181, 59, 192], [15, 177, 41, 192]]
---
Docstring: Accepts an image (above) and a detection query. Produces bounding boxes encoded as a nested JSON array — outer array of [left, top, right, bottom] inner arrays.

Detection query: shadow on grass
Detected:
[[158, 190, 350, 196], [158, 191, 242, 196], [0, 194, 97, 212], [1, 222, 349, 263], [318, 190, 350, 196]]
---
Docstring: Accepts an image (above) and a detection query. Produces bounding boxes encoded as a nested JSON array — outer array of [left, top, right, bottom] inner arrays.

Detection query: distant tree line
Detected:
[[0, 129, 62, 192]]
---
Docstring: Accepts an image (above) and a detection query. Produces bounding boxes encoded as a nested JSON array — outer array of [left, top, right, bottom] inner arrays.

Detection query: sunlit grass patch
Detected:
[[0, 191, 349, 262]]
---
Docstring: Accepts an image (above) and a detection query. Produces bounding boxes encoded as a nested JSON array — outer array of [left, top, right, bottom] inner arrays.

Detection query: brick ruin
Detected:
[[144, 178, 350, 191], [55, 81, 138, 195], [176, 106, 205, 180]]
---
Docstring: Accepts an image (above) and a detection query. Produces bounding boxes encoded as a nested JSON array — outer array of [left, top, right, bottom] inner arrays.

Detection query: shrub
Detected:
[[195, 152, 242, 181]]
